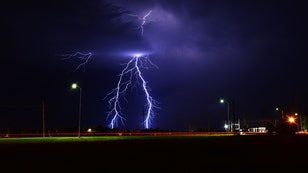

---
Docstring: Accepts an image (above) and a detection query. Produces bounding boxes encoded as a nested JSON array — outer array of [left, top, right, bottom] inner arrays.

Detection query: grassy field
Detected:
[[0, 133, 231, 143], [1, 134, 307, 172]]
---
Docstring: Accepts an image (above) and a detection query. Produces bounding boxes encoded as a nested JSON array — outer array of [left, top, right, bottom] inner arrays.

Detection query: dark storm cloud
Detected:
[[105, 0, 258, 75], [107, 0, 210, 59], [107, 0, 306, 63]]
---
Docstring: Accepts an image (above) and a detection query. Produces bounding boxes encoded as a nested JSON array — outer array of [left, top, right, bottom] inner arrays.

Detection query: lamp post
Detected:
[[72, 83, 82, 138], [275, 107, 284, 121], [295, 113, 302, 131], [220, 99, 230, 132]]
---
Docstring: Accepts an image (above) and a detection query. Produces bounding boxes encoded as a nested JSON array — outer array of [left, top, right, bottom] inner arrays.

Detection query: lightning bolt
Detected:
[[104, 9, 158, 130], [125, 10, 152, 36], [104, 54, 159, 129], [60, 52, 92, 72], [135, 55, 158, 128], [140, 10, 152, 36]]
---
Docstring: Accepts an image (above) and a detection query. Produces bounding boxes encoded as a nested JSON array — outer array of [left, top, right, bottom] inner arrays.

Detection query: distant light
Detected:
[[220, 99, 224, 103], [224, 124, 228, 129], [288, 117, 295, 123], [87, 128, 92, 132], [275, 107, 279, 111], [71, 83, 78, 89]]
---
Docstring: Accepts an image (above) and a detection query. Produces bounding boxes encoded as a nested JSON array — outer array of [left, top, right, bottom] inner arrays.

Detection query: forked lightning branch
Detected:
[[104, 54, 159, 129]]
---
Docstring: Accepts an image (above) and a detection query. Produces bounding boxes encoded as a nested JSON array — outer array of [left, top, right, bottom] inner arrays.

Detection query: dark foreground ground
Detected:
[[1, 134, 307, 172]]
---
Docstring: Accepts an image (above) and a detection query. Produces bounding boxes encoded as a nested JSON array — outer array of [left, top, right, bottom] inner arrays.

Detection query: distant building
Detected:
[[224, 119, 241, 132], [248, 127, 267, 133], [241, 119, 277, 132]]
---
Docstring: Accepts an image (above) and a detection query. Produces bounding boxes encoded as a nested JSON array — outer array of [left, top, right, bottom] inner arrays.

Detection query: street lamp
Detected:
[[275, 107, 284, 120], [288, 116, 295, 124], [295, 113, 302, 131], [220, 99, 230, 132], [72, 83, 82, 138]]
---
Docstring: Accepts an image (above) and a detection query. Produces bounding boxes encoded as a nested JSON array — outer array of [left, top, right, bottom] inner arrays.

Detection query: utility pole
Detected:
[[42, 101, 45, 138], [78, 87, 82, 138], [207, 111, 211, 132], [232, 100, 236, 135]]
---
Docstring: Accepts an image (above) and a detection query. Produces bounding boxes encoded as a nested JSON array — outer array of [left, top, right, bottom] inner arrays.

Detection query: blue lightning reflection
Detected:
[[104, 54, 158, 129]]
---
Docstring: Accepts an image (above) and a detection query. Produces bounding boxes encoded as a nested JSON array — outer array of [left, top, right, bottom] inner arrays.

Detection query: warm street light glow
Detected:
[[288, 116, 295, 123]]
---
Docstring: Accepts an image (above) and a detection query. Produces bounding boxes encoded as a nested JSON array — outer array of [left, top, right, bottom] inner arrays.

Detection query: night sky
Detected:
[[1, 0, 308, 132]]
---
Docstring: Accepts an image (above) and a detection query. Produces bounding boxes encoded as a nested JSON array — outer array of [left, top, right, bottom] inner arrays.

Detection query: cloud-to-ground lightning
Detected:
[[105, 9, 159, 129], [104, 54, 159, 129]]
